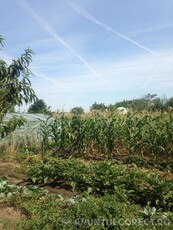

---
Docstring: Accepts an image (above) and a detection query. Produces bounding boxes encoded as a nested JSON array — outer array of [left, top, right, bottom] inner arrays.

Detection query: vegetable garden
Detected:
[[0, 35, 173, 229], [0, 111, 173, 229], [37, 111, 173, 159]]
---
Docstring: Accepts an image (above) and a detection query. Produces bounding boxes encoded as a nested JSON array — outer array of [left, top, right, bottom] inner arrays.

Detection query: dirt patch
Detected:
[[0, 206, 25, 229], [0, 160, 79, 197], [0, 206, 23, 221], [0, 162, 20, 167], [0, 160, 25, 184], [43, 185, 79, 197], [6, 176, 24, 185], [0, 161, 21, 175]]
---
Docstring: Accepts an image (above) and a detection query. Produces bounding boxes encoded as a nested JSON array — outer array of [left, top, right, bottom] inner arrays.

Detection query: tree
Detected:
[[28, 99, 50, 114], [152, 97, 165, 111], [0, 36, 37, 138], [0, 36, 36, 118], [70, 106, 84, 115], [90, 102, 107, 111], [165, 97, 173, 109], [115, 100, 131, 109]]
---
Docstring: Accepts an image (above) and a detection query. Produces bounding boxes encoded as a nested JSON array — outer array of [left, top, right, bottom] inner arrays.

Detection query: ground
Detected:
[[0, 154, 172, 228]]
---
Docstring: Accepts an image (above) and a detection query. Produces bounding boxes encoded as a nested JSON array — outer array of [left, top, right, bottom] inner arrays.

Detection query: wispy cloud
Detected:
[[0, 40, 69, 91], [14, 0, 110, 88], [140, 52, 173, 90], [29, 50, 173, 111], [35, 50, 173, 92], [130, 23, 173, 36], [65, 0, 173, 90], [65, 0, 173, 65], [35, 74, 70, 91]]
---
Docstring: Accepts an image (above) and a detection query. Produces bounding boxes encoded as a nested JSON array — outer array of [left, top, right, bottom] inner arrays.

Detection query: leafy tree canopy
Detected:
[[0, 35, 37, 138], [0, 35, 37, 120], [90, 102, 107, 111], [70, 106, 84, 115], [28, 99, 50, 114]]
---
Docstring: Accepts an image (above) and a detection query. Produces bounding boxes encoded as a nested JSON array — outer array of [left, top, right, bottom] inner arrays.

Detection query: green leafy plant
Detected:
[[0, 178, 24, 198], [36, 111, 173, 158], [0, 35, 37, 140], [25, 157, 173, 211]]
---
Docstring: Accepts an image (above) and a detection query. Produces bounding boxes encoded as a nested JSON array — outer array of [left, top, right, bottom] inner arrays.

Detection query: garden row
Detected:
[[37, 112, 173, 158], [4, 182, 171, 230], [25, 157, 173, 212]]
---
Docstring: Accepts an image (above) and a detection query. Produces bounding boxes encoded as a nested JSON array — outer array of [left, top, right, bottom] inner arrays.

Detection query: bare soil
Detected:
[[0, 206, 24, 226]]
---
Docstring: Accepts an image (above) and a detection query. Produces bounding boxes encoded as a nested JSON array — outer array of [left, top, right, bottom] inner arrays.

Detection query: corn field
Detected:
[[38, 112, 173, 158]]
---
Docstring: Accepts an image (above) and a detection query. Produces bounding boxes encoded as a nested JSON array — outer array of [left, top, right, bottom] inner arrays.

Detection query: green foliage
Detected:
[[37, 112, 173, 157], [0, 116, 26, 139], [49, 113, 70, 151], [0, 45, 37, 117], [0, 35, 36, 139], [70, 106, 84, 115], [0, 178, 25, 198], [57, 195, 140, 230], [37, 117, 52, 152], [25, 158, 173, 211], [28, 99, 50, 114], [90, 102, 107, 111], [165, 97, 173, 108], [0, 178, 47, 200], [68, 115, 87, 153], [92, 94, 173, 112], [14, 193, 172, 229], [4, 190, 172, 230]]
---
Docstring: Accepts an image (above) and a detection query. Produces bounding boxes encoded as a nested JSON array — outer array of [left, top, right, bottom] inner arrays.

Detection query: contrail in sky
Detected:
[[0, 50, 68, 90], [65, 0, 172, 63], [65, 0, 173, 90], [14, 0, 110, 88], [35, 74, 69, 91]]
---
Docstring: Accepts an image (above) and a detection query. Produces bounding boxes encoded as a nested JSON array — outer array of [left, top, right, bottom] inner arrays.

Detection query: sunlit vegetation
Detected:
[[0, 36, 173, 229], [37, 111, 173, 159], [0, 110, 172, 229]]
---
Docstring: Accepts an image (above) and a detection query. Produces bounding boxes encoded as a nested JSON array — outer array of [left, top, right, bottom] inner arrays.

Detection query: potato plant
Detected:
[[25, 158, 173, 211]]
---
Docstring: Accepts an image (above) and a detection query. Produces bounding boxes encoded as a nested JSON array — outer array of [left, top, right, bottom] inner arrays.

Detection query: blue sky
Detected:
[[0, 0, 173, 111]]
